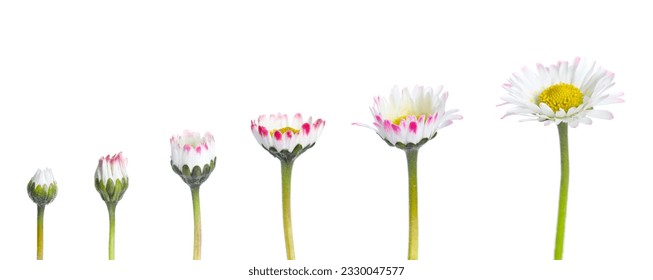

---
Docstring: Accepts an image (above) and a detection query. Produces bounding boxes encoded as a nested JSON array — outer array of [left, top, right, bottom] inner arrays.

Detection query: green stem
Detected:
[[36, 205, 45, 260], [554, 123, 570, 260], [281, 160, 295, 260], [191, 186, 202, 260], [406, 148, 419, 260], [107, 202, 116, 260]]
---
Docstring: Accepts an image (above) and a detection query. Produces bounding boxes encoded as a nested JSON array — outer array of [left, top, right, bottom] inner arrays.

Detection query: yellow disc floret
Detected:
[[392, 115, 407, 125], [393, 115, 430, 125], [538, 83, 584, 112], [270, 127, 300, 136]]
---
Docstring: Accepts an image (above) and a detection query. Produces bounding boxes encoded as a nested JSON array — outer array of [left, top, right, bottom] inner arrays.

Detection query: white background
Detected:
[[0, 0, 650, 279]]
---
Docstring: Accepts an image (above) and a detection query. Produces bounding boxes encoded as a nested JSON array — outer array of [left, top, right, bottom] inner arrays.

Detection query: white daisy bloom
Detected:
[[501, 57, 624, 127], [170, 131, 216, 170], [251, 113, 325, 162], [170, 131, 216, 188], [355, 85, 462, 149]]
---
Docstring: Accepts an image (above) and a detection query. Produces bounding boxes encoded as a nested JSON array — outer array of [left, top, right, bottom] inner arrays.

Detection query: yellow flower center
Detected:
[[393, 115, 430, 125], [270, 127, 299, 136], [538, 83, 584, 112], [392, 115, 408, 125]]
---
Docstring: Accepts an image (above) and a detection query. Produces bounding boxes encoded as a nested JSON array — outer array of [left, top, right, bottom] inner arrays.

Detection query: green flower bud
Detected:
[[27, 168, 58, 206]]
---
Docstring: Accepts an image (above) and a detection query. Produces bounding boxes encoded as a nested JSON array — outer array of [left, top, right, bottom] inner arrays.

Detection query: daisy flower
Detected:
[[355, 85, 462, 149], [501, 57, 624, 127], [500, 58, 623, 260], [170, 130, 216, 260], [27, 168, 58, 260], [354, 85, 461, 260], [94, 152, 129, 260], [251, 113, 325, 163], [251, 113, 325, 260], [170, 130, 216, 187]]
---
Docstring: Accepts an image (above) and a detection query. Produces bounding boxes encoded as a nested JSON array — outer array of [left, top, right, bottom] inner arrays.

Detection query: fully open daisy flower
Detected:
[[500, 57, 624, 127], [251, 113, 325, 162], [500, 58, 624, 260], [355, 85, 462, 150]]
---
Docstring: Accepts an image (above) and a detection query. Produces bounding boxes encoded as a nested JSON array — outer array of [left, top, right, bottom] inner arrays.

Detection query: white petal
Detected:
[[586, 110, 614, 120]]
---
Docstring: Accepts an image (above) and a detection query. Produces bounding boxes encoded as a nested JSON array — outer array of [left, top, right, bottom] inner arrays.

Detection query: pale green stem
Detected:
[[36, 205, 45, 260], [191, 186, 202, 260], [554, 123, 570, 260], [107, 202, 116, 260], [406, 148, 419, 260], [281, 160, 295, 260]]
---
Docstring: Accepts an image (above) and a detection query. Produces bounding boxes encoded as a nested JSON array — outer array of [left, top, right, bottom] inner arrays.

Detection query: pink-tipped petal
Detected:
[[274, 130, 283, 141], [258, 126, 268, 137], [391, 123, 401, 134], [383, 120, 393, 133], [302, 123, 311, 134], [409, 121, 418, 134]]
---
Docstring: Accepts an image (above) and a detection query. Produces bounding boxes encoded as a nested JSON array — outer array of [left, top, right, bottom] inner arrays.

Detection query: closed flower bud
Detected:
[[27, 168, 58, 206], [94, 152, 129, 204]]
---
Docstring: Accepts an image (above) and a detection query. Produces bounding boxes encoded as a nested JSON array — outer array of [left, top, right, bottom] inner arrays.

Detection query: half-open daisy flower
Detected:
[[169, 130, 216, 260], [354, 85, 461, 260], [170, 130, 216, 187], [500, 57, 624, 127], [251, 113, 325, 163], [354, 85, 462, 150], [250, 113, 325, 260]]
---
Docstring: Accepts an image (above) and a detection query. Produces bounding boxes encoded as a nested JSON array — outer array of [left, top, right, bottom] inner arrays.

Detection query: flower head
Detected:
[[251, 113, 325, 162], [95, 152, 128, 204], [27, 168, 58, 206], [500, 57, 624, 127], [170, 130, 216, 187], [354, 85, 461, 150]]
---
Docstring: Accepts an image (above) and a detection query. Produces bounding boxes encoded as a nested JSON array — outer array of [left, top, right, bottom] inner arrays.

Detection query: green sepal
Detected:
[[382, 132, 436, 151], [106, 178, 115, 199], [171, 157, 216, 188], [95, 177, 129, 204], [113, 178, 123, 202], [27, 181, 58, 206], [262, 143, 316, 164]]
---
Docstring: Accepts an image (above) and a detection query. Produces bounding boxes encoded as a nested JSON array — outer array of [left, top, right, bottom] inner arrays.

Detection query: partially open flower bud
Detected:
[[170, 130, 216, 187], [95, 152, 129, 204]]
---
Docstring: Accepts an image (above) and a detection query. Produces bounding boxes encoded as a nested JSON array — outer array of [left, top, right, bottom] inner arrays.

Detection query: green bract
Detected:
[[27, 181, 58, 206], [171, 157, 216, 188], [262, 143, 315, 163], [383, 133, 436, 151], [95, 177, 129, 204]]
